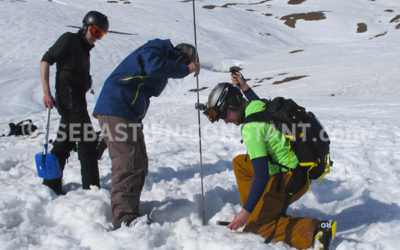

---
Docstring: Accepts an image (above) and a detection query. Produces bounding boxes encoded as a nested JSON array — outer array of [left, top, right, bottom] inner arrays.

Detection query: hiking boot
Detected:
[[43, 178, 66, 195], [124, 217, 137, 227], [313, 220, 337, 250], [117, 214, 141, 229], [54, 189, 67, 196]]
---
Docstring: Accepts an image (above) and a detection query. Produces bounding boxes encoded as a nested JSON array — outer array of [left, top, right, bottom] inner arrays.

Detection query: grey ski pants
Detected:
[[97, 115, 148, 229]]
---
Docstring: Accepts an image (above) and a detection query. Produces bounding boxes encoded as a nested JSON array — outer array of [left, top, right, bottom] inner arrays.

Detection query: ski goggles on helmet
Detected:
[[89, 25, 106, 39], [203, 106, 227, 123]]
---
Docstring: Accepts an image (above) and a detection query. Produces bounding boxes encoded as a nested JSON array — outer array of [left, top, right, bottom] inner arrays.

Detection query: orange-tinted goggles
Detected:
[[89, 25, 106, 39], [203, 107, 226, 123]]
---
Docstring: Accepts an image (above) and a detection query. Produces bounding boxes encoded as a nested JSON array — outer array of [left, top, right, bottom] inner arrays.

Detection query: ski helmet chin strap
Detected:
[[231, 100, 247, 125], [240, 100, 249, 123], [79, 26, 88, 37]]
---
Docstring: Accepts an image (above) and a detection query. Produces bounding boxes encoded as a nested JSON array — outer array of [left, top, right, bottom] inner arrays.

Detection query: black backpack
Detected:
[[7, 119, 38, 137], [244, 97, 332, 183]]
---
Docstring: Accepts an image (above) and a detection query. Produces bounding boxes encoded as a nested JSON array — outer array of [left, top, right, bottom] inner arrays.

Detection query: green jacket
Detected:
[[242, 100, 299, 175]]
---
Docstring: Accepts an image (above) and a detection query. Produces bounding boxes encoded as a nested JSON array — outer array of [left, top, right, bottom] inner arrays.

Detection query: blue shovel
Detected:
[[35, 108, 62, 179]]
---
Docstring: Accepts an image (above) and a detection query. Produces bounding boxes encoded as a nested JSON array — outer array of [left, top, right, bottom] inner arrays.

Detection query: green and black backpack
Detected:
[[244, 97, 333, 188]]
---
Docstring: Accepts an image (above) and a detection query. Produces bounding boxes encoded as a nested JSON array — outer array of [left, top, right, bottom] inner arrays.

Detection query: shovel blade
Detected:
[[35, 153, 62, 179]]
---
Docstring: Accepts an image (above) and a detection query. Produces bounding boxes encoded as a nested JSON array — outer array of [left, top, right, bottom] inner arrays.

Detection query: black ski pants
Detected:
[[43, 109, 100, 193]]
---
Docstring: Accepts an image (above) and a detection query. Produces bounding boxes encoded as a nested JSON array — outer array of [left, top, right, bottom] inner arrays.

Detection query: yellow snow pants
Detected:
[[232, 154, 318, 249]]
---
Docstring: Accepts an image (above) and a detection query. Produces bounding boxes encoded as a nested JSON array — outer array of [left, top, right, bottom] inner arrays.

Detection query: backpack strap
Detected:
[[244, 111, 272, 124], [243, 99, 271, 124], [14, 119, 33, 127], [299, 154, 333, 193], [267, 155, 289, 171], [317, 154, 333, 184]]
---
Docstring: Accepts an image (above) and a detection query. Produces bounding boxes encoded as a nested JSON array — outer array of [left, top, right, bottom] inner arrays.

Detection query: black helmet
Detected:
[[83, 11, 109, 32], [174, 43, 199, 63], [203, 83, 243, 122]]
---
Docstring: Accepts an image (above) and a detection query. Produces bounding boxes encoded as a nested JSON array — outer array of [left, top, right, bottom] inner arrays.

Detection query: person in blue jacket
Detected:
[[93, 38, 200, 229]]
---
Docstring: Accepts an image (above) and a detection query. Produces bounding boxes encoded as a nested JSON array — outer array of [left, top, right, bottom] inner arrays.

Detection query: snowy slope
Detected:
[[1, 0, 400, 249]]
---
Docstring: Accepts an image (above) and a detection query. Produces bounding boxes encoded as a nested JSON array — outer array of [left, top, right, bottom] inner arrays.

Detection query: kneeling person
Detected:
[[201, 75, 336, 250]]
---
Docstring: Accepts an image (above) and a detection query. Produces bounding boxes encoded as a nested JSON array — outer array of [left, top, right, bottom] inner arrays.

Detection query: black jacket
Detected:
[[41, 29, 94, 115]]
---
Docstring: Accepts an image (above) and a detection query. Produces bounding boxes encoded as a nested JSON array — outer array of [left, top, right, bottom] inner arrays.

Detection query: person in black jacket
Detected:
[[40, 11, 109, 195]]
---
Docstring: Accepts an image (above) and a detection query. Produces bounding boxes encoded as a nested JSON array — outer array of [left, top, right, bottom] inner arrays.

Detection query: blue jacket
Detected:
[[93, 39, 190, 122]]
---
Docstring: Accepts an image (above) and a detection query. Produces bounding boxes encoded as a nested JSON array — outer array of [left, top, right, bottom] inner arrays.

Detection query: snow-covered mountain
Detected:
[[1, 0, 399, 249]]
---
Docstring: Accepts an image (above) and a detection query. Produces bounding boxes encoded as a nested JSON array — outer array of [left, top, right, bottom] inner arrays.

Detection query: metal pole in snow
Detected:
[[192, 0, 206, 226]]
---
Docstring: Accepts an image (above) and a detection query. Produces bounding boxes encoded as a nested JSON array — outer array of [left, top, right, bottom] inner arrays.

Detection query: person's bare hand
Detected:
[[231, 73, 249, 91], [43, 93, 55, 109], [188, 62, 200, 77], [227, 209, 251, 231]]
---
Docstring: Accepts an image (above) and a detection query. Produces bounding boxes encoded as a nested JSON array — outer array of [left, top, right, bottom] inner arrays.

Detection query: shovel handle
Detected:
[[42, 108, 51, 155]]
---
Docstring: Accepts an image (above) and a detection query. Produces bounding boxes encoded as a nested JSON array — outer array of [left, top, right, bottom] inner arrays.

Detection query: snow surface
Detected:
[[1, 0, 400, 249]]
